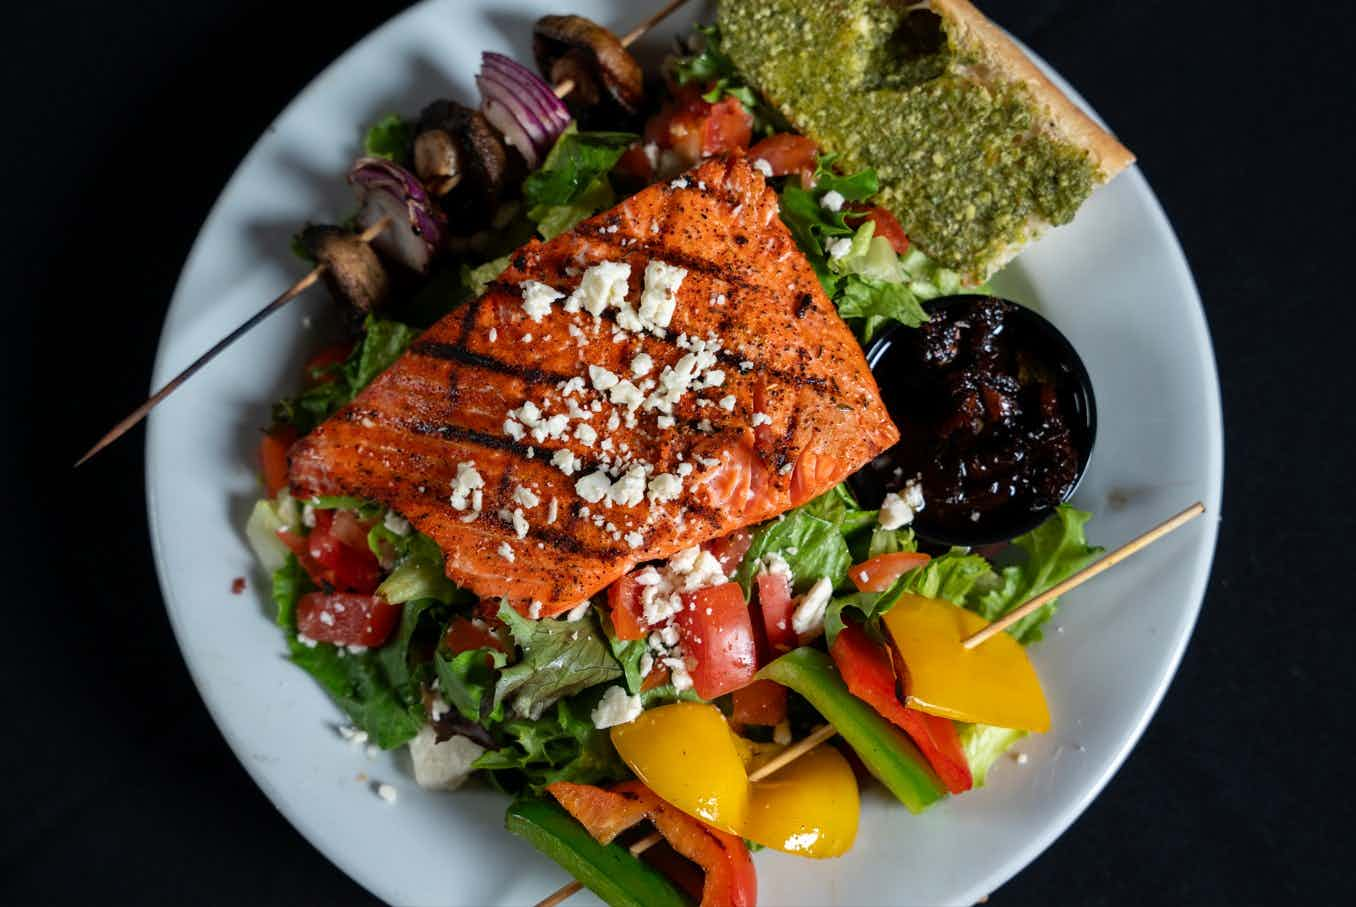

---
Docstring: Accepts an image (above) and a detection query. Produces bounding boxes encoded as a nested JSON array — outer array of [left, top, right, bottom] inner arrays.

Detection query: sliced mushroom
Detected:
[[414, 100, 509, 211], [301, 225, 391, 314], [533, 14, 644, 122]]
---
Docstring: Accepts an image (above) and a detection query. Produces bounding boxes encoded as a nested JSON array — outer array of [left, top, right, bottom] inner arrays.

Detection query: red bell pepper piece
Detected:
[[607, 571, 648, 641], [830, 624, 973, 794]]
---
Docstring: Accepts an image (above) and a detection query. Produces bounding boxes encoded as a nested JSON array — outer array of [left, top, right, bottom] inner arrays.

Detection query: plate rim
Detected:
[[144, 1, 1225, 903]]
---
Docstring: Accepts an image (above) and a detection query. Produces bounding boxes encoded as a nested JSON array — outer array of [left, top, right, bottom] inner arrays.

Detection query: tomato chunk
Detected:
[[846, 205, 910, 255], [731, 679, 788, 726], [645, 86, 753, 169], [302, 342, 353, 386], [607, 571, 648, 641], [675, 582, 757, 700], [296, 592, 399, 648], [277, 509, 383, 594], [258, 426, 297, 498], [443, 615, 507, 655], [830, 624, 972, 794], [703, 529, 752, 578], [755, 571, 797, 653], [848, 551, 932, 592], [747, 133, 818, 177]]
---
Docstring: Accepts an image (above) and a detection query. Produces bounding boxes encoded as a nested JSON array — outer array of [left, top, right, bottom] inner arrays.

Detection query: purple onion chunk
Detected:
[[347, 156, 446, 274], [476, 51, 572, 169]]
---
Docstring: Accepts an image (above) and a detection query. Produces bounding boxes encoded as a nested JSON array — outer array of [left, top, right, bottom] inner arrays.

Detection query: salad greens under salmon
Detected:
[[245, 13, 1105, 906]]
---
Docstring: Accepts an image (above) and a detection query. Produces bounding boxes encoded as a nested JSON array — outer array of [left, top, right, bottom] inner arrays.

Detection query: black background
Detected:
[[3, 1, 1352, 904]]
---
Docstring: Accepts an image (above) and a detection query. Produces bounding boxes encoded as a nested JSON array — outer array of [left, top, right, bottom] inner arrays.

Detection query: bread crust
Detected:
[[926, 0, 1135, 181]]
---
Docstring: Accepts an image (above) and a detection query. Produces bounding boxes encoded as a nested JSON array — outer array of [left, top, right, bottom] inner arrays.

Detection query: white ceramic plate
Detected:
[[145, 1, 1223, 904]]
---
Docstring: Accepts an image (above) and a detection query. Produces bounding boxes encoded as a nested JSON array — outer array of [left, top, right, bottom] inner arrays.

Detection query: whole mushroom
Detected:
[[300, 225, 391, 314], [413, 99, 510, 210], [532, 14, 644, 124]]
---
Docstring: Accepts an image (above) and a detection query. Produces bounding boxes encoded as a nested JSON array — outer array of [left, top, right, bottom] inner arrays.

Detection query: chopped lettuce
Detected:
[[375, 532, 463, 606], [958, 723, 1027, 788], [271, 556, 426, 748], [363, 113, 413, 165], [473, 693, 628, 796], [465, 255, 511, 296], [493, 601, 625, 721], [522, 126, 637, 239], [597, 606, 648, 695], [272, 316, 418, 433], [245, 496, 295, 572], [968, 505, 1103, 644], [436, 646, 507, 725]]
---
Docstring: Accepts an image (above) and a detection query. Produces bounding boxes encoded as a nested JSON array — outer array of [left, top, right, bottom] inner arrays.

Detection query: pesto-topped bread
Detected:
[[718, 0, 1134, 283]]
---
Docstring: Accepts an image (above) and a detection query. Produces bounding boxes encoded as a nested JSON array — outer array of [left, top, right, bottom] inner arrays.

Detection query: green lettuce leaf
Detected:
[[271, 556, 425, 748], [436, 646, 508, 725], [272, 316, 418, 433], [522, 126, 636, 239], [958, 723, 1027, 787], [473, 693, 628, 795], [836, 274, 931, 343], [968, 504, 1102, 643], [363, 114, 413, 164], [597, 606, 648, 695], [493, 601, 624, 720], [737, 511, 851, 596]]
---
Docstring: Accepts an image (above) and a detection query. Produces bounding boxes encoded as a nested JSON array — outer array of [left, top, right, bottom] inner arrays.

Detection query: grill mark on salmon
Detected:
[[289, 155, 898, 615]]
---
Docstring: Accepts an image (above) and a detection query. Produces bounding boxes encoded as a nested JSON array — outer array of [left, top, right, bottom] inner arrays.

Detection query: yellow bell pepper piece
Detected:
[[744, 744, 859, 859], [610, 702, 750, 833], [882, 593, 1051, 732]]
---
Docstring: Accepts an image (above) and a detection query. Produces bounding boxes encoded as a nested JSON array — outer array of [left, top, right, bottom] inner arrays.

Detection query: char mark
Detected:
[[411, 341, 575, 387]]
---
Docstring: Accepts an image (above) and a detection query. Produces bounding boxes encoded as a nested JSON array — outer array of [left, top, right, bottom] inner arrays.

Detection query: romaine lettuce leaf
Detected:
[[473, 693, 628, 795], [493, 600, 624, 720], [363, 114, 413, 164], [737, 511, 851, 596], [957, 723, 1027, 788], [436, 646, 507, 725], [522, 126, 637, 239]]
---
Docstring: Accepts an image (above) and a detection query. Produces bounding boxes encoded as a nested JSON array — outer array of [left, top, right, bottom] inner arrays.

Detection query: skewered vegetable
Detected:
[[347, 157, 446, 274], [476, 52, 572, 169], [533, 14, 644, 123], [299, 225, 391, 313], [413, 99, 510, 212]]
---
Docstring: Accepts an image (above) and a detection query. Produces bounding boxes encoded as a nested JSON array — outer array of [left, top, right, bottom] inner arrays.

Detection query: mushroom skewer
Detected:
[[75, 0, 690, 467]]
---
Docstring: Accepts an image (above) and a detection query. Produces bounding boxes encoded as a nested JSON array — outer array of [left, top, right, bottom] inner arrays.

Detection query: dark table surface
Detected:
[[3, 1, 1352, 903]]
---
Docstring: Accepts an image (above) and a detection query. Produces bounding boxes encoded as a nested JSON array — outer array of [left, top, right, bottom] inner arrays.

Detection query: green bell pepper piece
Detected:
[[505, 798, 690, 907], [757, 647, 946, 813]]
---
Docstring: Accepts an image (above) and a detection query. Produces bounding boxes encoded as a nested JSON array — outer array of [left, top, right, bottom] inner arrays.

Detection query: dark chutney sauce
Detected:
[[852, 296, 1095, 544]]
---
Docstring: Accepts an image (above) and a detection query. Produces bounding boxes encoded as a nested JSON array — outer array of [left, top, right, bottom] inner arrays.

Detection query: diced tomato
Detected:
[[329, 509, 372, 551], [731, 679, 788, 726], [675, 582, 757, 700], [848, 551, 932, 592], [830, 624, 973, 793], [303, 342, 353, 386], [645, 86, 753, 169], [443, 615, 507, 655], [703, 529, 752, 578], [846, 205, 910, 255], [755, 571, 797, 653], [607, 571, 648, 641], [614, 142, 655, 187], [747, 133, 818, 177], [296, 591, 399, 648], [551, 780, 757, 907], [258, 425, 297, 498], [277, 509, 383, 594]]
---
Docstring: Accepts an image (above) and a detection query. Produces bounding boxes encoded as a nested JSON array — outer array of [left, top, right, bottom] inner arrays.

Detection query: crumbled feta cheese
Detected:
[[488, 327, 498, 342], [680, 550, 727, 591], [560, 376, 586, 397], [639, 651, 654, 677], [759, 552, 793, 580], [634, 566, 662, 587], [565, 602, 591, 621], [449, 461, 485, 511], [513, 486, 540, 508], [575, 470, 612, 503], [630, 352, 654, 376], [550, 448, 580, 475], [510, 508, 529, 539], [670, 177, 688, 189], [820, 189, 845, 212], [827, 237, 853, 260], [647, 473, 682, 503], [318, 610, 335, 627], [591, 685, 643, 729], [625, 531, 645, 548], [503, 419, 526, 441], [606, 410, 621, 431], [574, 423, 598, 446], [669, 546, 701, 573], [610, 379, 644, 409], [528, 600, 542, 619], [568, 261, 631, 316], [664, 657, 693, 691], [656, 414, 675, 429], [718, 395, 736, 411], [301, 503, 317, 528], [791, 577, 834, 635], [703, 370, 725, 387], [498, 542, 515, 563], [879, 492, 913, 529], [409, 726, 484, 791], [338, 724, 368, 745], [546, 498, 559, 524], [638, 261, 687, 330], [752, 157, 774, 178], [589, 365, 620, 391], [520, 280, 563, 322], [751, 411, 772, 427], [607, 465, 647, 507], [382, 510, 411, 536], [374, 783, 398, 804]]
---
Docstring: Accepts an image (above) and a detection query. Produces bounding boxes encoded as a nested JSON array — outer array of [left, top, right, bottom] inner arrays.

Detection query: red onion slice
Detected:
[[476, 51, 571, 168], [348, 157, 446, 274]]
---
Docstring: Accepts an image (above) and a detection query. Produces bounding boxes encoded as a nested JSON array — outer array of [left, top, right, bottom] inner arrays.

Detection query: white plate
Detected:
[[145, 1, 1223, 904]]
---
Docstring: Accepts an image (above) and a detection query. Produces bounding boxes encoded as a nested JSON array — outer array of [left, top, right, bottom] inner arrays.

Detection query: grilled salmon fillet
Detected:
[[289, 155, 898, 615]]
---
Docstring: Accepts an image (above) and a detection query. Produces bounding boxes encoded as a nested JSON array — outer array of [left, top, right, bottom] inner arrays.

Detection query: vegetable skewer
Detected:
[[535, 501, 1207, 906], [75, 0, 691, 467], [534, 723, 839, 907]]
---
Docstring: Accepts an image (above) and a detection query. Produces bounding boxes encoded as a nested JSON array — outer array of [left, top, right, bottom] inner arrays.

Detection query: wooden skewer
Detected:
[[553, 0, 689, 98], [78, 0, 693, 467], [961, 501, 1207, 650], [533, 723, 838, 907]]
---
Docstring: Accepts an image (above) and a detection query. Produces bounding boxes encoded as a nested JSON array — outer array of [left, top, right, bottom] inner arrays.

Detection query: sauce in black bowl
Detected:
[[850, 296, 1096, 546]]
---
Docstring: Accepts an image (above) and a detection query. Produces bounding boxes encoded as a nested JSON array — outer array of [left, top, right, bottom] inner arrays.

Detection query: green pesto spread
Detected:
[[718, 0, 1099, 280]]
